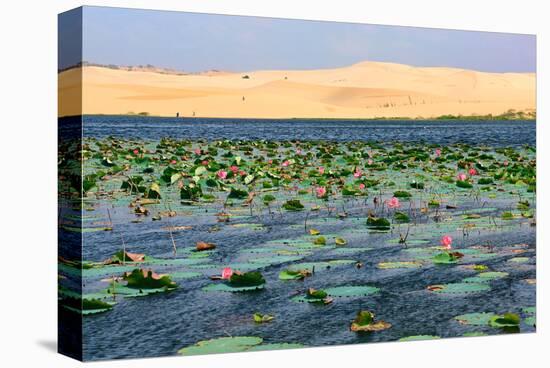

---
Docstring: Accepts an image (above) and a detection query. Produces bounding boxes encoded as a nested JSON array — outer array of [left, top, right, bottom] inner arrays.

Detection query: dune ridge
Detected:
[[58, 61, 535, 119]]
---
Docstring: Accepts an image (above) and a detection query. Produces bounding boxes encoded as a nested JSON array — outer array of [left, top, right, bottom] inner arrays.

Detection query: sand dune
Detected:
[[58, 61, 535, 118]]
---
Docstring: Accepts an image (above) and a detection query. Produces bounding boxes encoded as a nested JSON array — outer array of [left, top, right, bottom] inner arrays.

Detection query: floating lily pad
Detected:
[[169, 271, 202, 280], [249, 255, 304, 265], [192, 262, 270, 271], [287, 260, 356, 273], [428, 282, 490, 294], [399, 335, 440, 342], [507, 257, 530, 264], [329, 247, 373, 255], [524, 316, 536, 327], [377, 261, 422, 269], [60, 297, 115, 315], [350, 310, 392, 332], [432, 252, 461, 264], [366, 217, 391, 230], [279, 269, 309, 280], [97, 283, 175, 298], [454, 312, 496, 325], [324, 285, 380, 298], [178, 336, 263, 355], [202, 283, 265, 292], [462, 272, 508, 283], [489, 313, 520, 328], [335, 237, 347, 246], [143, 256, 211, 267], [388, 238, 430, 245], [463, 331, 487, 337], [282, 199, 305, 211], [247, 343, 305, 351], [253, 313, 274, 323]]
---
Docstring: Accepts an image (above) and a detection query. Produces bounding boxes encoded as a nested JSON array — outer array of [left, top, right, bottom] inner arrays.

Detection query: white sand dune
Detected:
[[58, 61, 535, 118]]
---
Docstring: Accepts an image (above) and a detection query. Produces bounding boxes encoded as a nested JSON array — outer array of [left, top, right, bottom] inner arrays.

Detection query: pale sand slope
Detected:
[[58, 61, 535, 118]]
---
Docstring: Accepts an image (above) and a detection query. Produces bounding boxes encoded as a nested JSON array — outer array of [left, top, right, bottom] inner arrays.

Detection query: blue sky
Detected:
[[64, 6, 536, 73]]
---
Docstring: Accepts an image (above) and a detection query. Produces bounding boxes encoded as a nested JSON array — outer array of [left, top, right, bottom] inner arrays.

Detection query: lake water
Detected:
[[81, 115, 536, 146], [64, 115, 536, 360]]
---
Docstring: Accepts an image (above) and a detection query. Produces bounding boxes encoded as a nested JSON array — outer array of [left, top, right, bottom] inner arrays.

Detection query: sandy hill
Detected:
[[58, 61, 535, 118]]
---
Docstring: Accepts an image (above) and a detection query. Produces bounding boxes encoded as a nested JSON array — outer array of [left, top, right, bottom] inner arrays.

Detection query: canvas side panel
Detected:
[[58, 7, 84, 362]]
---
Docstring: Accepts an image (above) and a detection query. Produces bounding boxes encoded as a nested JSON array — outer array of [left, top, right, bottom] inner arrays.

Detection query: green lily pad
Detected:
[[169, 271, 202, 280], [279, 269, 308, 280], [329, 247, 373, 255], [524, 316, 536, 327], [287, 260, 356, 273], [394, 212, 410, 223], [178, 336, 263, 356], [429, 282, 490, 294], [249, 255, 304, 265], [282, 199, 305, 211], [247, 343, 305, 351], [489, 313, 521, 328], [366, 217, 391, 230], [253, 313, 274, 323], [462, 272, 508, 283], [96, 283, 176, 299], [292, 285, 379, 303], [377, 261, 422, 269], [463, 331, 487, 337], [432, 252, 461, 264], [507, 257, 530, 264], [454, 312, 496, 325], [393, 190, 412, 198], [202, 283, 265, 292], [399, 335, 440, 342], [324, 285, 380, 297]]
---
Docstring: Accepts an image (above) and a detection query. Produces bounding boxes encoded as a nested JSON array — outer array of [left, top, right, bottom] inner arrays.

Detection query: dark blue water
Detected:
[[81, 115, 536, 146], [72, 114, 536, 360]]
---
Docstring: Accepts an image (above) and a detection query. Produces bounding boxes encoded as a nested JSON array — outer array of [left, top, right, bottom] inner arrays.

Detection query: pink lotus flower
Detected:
[[359, 183, 366, 190], [386, 197, 400, 209], [221, 267, 233, 279], [435, 148, 441, 157], [318, 167, 325, 174], [268, 160, 273, 165], [194, 148, 201, 155], [133, 149, 139, 155], [353, 170, 362, 178], [503, 160, 509, 167], [315, 187, 327, 198], [468, 168, 477, 176], [217, 170, 228, 180], [239, 170, 246, 176], [457, 173, 467, 181], [440, 235, 453, 250], [368, 159, 373, 165], [170, 159, 177, 165], [230, 165, 239, 173], [296, 149, 302, 155], [282, 160, 290, 167]]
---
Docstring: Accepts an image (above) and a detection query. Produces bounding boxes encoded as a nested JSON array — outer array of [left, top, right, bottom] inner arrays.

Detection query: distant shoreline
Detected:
[[59, 113, 536, 122]]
